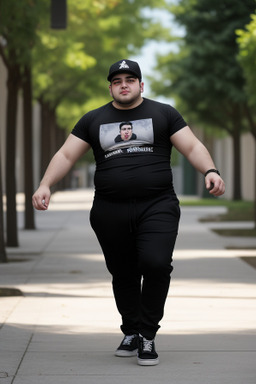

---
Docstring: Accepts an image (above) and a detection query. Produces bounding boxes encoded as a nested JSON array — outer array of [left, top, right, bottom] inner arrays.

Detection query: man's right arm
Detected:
[[32, 134, 91, 210]]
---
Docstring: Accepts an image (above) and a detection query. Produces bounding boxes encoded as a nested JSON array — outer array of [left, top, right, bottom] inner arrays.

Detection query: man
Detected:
[[114, 121, 137, 142], [32, 59, 225, 366]]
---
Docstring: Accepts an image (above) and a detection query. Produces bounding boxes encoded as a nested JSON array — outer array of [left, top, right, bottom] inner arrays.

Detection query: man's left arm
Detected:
[[171, 126, 225, 197]]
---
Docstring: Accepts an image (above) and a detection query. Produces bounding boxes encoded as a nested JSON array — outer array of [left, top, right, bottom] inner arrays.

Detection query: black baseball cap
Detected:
[[107, 59, 142, 82]]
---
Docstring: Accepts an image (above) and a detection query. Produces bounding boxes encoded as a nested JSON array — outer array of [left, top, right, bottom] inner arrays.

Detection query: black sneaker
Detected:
[[137, 336, 159, 366], [115, 334, 139, 357]]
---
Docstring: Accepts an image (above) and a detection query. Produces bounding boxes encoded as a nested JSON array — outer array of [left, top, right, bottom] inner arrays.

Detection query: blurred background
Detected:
[[0, 0, 256, 253]]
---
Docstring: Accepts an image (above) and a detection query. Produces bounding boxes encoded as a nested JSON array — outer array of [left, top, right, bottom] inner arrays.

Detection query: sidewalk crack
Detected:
[[11, 333, 34, 384]]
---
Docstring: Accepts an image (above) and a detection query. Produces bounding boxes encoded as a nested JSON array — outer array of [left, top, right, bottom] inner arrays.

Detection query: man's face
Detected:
[[109, 73, 144, 109], [120, 124, 132, 141]]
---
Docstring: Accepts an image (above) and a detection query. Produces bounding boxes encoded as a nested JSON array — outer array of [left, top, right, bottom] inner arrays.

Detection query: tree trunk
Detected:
[[56, 126, 70, 190], [40, 101, 54, 179], [0, 152, 7, 263], [243, 103, 256, 228], [232, 107, 242, 201], [254, 141, 256, 230], [22, 66, 36, 229], [39, 101, 71, 191], [5, 63, 20, 246]]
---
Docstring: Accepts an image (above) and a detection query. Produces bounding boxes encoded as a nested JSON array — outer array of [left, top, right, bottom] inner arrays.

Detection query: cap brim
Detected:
[[108, 70, 140, 82]]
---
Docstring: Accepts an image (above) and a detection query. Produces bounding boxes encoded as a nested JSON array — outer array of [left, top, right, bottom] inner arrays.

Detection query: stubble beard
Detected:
[[112, 90, 142, 109]]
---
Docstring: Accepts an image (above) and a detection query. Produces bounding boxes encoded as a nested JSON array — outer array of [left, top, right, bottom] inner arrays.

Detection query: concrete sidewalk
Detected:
[[1, 189, 256, 384]]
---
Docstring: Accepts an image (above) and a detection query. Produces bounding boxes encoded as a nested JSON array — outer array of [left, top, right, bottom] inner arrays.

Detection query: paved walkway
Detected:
[[1, 189, 256, 384]]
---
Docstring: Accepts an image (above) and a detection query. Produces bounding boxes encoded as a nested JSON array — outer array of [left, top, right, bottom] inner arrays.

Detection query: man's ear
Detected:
[[109, 84, 113, 97], [140, 82, 144, 93]]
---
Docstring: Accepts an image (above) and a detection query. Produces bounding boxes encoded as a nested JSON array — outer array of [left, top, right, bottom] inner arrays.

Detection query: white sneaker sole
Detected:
[[115, 349, 138, 357], [137, 357, 159, 366]]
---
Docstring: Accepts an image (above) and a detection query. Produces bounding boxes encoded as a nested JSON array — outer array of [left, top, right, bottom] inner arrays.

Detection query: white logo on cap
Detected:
[[119, 60, 129, 69]]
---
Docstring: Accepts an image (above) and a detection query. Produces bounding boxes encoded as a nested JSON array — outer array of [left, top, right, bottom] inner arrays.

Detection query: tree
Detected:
[[1, 49, 21, 246], [0, 149, 7, 263], [237, 13, 256, 137], [151, 0, 256, 199], [32, 0, 170, 174], [0, 0, 42, 245], [237, 13, 256, 227], [22, 65, 36, 229]]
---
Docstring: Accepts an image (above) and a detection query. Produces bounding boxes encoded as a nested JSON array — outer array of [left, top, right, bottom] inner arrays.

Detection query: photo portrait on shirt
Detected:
[[114, 121, 137, 143], [99, 118, 154, 153]]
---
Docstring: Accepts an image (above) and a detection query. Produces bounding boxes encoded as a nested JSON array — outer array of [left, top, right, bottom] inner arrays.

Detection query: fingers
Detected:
[[205, 176, 225, 197], [32, 195, 48, 210], [32, 187, 51, 210]]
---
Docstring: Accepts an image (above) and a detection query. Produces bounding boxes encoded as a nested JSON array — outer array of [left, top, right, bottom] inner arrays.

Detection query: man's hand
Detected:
[[32, 185, 51, 210], [205, 174, 225, 197]]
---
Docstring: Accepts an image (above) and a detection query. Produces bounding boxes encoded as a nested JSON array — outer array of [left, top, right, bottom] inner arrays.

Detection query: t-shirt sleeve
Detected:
[[169, 106, 187, 136], [71, 114, 91, 143]]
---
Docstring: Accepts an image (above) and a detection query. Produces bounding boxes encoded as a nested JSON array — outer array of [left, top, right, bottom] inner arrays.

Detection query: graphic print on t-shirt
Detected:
[[99, 118, 154, 155]]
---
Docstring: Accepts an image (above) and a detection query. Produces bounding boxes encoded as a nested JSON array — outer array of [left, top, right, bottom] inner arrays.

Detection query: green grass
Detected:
[[240, 257, 256, 269], [181, 199, 254, 221], [0, 287, 23, 296], [212, 228, 256, 237], [180, 198, 255, 239]]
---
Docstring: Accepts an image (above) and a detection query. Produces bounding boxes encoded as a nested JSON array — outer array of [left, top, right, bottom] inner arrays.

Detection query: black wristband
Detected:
[[204, 169, 220, 177]]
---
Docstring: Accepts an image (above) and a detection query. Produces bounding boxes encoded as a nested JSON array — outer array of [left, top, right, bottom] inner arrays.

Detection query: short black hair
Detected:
[[119, 121, 133, 130]]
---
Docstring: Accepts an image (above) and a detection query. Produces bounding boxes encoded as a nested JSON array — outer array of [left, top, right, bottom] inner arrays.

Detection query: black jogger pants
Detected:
[[90, 190, 180, 340]]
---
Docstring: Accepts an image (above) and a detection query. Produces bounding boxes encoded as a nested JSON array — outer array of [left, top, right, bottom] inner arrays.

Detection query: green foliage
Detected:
[[237, 13, 256, 106], [151, 0, 256, 133], [180, 198, 253, 211], [0, 0, 46, 67], [32, 0, 169, 129]]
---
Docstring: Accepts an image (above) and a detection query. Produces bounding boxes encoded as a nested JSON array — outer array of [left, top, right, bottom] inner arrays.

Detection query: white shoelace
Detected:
[[123, 335, 135, 345], [142, 338, 153, 352]]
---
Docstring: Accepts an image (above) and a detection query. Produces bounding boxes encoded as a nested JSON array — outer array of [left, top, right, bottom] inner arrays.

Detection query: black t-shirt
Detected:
[[71, 98, 187, 199]]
